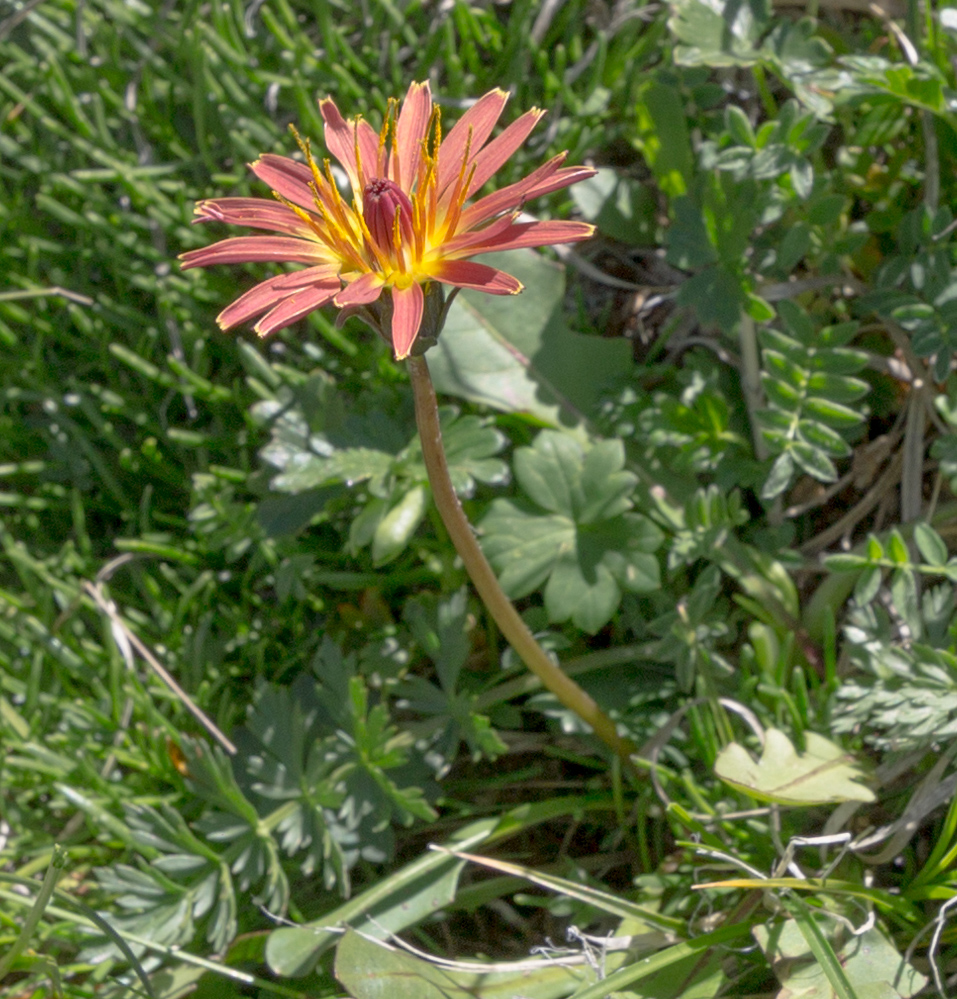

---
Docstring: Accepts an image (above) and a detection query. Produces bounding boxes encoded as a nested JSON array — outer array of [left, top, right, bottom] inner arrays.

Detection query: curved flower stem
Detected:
[[407, 355, 639, 768]]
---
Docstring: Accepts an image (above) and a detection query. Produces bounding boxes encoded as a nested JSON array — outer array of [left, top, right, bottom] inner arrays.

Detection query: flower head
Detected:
[[180, 82, 595, 359]]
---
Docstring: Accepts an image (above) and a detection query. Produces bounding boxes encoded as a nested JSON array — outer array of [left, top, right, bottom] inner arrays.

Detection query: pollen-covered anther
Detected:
[[363, 178, 415, 254]]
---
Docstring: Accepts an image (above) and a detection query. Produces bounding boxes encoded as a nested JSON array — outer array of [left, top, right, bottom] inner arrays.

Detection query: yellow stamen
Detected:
[[378, 98, 397, 172], [439, 126, 476, 242], [355, 202, 392, 274], [390, 128, 401, 187], [322, 158, 356, 234], [442, 161, 476, 242], [289, 125, 325, 195], [421, 155, 438, 239], [392, 203, 405, 269], [431, 105, 442, 157], [272, 191, 320, 233], [353, 115, 366, 190]]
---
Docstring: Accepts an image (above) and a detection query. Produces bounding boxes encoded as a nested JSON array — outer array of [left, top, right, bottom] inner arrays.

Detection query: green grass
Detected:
[[2, 0, 957, 997]]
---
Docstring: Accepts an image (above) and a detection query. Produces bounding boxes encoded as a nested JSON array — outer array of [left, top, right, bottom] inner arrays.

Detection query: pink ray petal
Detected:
[[194, 198, 315, 237], [250, 155, 317, 211], [456, 153, 567, 231], [522, 164, 597, 200], [319, 97, 377, 193], [431, 259, 523, 295], [334, 271, 385, 308], [357, 119, 384, 188], [253, 285, 340, 337], [444, 220, 594, 258], [437, 89, 510, 194], [438, 213, 519, 256], [390, 282, 424, 359], [217, 265, 341, 330], [464, 108, 545, 198], [394, 80, 432, 189], [180, 236, 329, 269]]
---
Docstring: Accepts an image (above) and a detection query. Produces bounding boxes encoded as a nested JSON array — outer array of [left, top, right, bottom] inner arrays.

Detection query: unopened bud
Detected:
[[363, 178, 414, 252]]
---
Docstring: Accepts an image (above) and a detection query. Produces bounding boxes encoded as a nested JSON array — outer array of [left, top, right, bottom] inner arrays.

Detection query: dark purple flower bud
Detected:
[[363, 178, 415, 253]]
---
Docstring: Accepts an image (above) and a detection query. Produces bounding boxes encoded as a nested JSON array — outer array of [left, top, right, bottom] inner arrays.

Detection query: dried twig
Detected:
[[802, 449, 905, 555], [83, 578, 236, 754]]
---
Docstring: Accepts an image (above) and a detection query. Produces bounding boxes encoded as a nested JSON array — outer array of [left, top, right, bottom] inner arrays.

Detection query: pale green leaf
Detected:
[[715, 728, 875, 804], [853, 565, 882, 605], [480, 505, 574, 599], [790, 440, 838, 481], [273, 446, 394, 493], [481, 431, 660, 632], [790, 157, 813, 199], [754, 918, 927, 999], [571, 167, 657, 244], [803, 396, 867, 427], [335, 929, 591, 999], [266, 819, 497, 976], [726, 105, 756, 146], [428, 250, 632, 432], [669, 0, 770, 66], [762, 451, 795, 500], [371, 486, 428, 565], [914, 522, 948, 566]]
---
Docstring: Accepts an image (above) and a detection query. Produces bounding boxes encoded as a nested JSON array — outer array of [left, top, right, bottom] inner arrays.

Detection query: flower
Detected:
[[180, 81, 596, 359]]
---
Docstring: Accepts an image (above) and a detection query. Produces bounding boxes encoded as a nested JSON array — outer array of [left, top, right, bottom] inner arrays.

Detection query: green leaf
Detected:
[[410, 411, 509, 497], [725, 105, 756, 146], [789, 157, 813, 199], [806, 196, 846, 231], [542, 552, 624, 635], [666, 197, 718, 269], [761, 451, 795, 500], [890, 568, 921, 638], [335, 928, 591, 999], [802, 397, 866, 427], [854, 565, 882, 605], [571, 168, 657, 244], [914, 522, 948, 566], [635, 81, 695, 196], [746, 292, 775, 321], [669, 0, 770, 67], [400, 591, 506, 764], [513, 434, 636, 523], [867, 534, 885, 560], [480, 506, 574, 598], [714, 728, 875, 804], [764, 348, 808, 387], [676, 265, 750, 333], [93, 803, 238, 954], [272, 446, 394, 494], [372, 485, 428, 565], [755, 915, 927, 999], [763, 375, 802, 409], [823, 553, 870, 572], [481, 432, 661, 633], [800, 419, 852, 456], [266, 819, 498, 977], [427, 250, 632, 432], [805, 372, 869, 402], [404, 590, 470, 692], [790, 440, 838, 481], [887, 529, 910, 565]]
